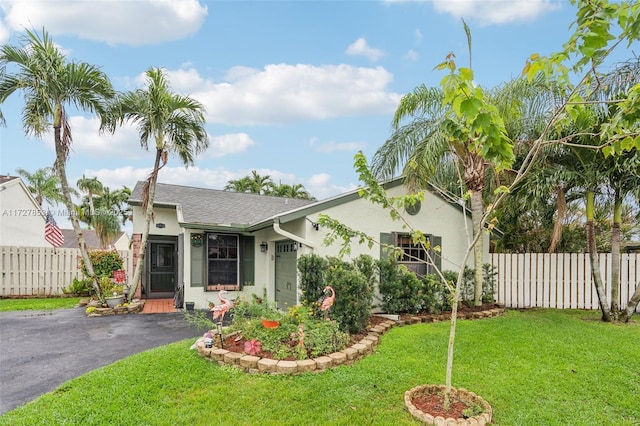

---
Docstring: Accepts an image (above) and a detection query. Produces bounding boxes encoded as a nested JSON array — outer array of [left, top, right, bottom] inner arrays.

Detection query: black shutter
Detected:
[[241, 236, 255, 288]]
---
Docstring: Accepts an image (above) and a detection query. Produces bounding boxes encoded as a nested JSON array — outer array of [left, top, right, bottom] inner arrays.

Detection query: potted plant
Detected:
[[100, 276, 125, 308], [260, 301, 283, 328]]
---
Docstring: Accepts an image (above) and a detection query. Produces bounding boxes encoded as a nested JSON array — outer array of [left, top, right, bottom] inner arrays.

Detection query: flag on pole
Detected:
[[45, 210, 64, 248]]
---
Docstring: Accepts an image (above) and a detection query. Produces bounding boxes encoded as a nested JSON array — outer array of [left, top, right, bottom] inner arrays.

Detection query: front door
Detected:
[[146, 238, 177, 299], [275, 240, 298, 310]]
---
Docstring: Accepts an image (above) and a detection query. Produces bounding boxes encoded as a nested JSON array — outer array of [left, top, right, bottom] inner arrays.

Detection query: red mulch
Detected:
[[399, 302, 502, 323], [411, 392, 471, 419]]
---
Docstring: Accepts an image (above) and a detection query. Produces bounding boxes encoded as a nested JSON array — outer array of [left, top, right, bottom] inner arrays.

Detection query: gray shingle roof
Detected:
[[129, 182, 316, 227]]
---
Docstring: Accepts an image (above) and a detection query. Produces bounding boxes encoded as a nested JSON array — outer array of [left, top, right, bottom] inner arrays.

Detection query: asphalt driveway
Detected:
[[0, 307, 206, 414]]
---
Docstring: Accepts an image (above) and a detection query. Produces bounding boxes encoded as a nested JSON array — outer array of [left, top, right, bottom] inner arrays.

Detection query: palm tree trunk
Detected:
[[471, 189, 484, 306], [585, 191, 611, 322], [128, 149, 162, 301], [610, 192, 621, 320], [53, 106, 100, 296]]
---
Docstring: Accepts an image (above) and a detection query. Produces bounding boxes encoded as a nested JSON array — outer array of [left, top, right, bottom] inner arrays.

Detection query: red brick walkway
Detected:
[[141, 298, 178, 314]]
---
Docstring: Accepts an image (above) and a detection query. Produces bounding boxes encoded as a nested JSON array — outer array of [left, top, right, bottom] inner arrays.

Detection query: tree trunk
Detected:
[[127, 149, 163, 301], [53, 105, 100, 297], [471, 190, 484, 306], [585, 191, 611, 322], [609, 192, 621, 320], [444, 268, 462, 409], [622, 281, 640, 322]]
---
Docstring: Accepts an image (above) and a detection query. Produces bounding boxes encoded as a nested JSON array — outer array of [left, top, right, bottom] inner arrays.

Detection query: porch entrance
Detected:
[[274, 240, 298, 310], [145, 237, 177, 299]]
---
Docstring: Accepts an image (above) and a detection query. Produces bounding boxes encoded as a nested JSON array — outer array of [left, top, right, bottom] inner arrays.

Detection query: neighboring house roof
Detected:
[[0, 175, 19, 185], [128, 178, 472, 232], [60, 229, 128, 249], [128, 182, 316, 228]]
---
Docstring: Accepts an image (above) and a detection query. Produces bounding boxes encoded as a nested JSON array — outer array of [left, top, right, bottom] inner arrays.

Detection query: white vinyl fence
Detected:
[[0, 246, 133, 296], [491, 253, 640, 312]]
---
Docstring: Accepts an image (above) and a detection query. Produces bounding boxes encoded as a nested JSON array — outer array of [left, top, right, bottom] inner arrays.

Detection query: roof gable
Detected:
[[0, 175, 45, 213]]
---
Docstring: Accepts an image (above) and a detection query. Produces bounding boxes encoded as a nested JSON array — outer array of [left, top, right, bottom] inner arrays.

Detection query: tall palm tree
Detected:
[[101, 67, 209, 300], [0, 28, 114, 294], [76, 174, 103, 216], [15, 167, 64, 207]]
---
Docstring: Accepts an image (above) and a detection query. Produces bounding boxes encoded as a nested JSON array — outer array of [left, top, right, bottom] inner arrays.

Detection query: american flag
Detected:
[[45, 210, 64, 248]]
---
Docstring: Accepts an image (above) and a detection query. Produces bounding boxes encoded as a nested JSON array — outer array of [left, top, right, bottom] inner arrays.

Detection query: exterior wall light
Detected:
[[260, 241, 268, 252]]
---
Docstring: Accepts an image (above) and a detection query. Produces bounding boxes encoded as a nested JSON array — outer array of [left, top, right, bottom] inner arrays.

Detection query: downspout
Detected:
[[272, 220, 317, 250]]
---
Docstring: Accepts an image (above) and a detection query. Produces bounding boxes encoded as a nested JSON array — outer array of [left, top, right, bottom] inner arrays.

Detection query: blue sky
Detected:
[[0, 1, 634, 229]]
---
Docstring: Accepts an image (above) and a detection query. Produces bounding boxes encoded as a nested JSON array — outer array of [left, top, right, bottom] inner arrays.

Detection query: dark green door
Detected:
[[275, 240, 298, 310], [147, 239, 177, 299]]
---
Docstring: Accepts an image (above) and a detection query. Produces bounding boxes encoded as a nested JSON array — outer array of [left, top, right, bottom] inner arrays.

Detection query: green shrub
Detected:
[[63, 277, 93, 295], [323, 256, 373, 334], [299, 254, 374, 334], [297, 253, 328, 316], [459, 264, 497, 305], [378, 258, 423, 314], [80, 250, 124, 279]]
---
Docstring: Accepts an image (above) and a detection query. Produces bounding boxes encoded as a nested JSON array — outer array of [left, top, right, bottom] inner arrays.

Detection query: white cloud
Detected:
[[405, 49, 419, 61], [414, 29, 423, 40], [205, 133, 255, 158], [304, 173, 357, 200], [0, 0, 208, 46], [0, 20, 9, 44], [431, 0, 561, 25], [346, 37, 386, 62], [310, 140, 367, 154], [185, 64, 401, 126]]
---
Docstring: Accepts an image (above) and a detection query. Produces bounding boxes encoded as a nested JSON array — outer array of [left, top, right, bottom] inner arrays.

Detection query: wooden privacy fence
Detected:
[[1, 246, 133, 296], [491, 253, 640, 312]]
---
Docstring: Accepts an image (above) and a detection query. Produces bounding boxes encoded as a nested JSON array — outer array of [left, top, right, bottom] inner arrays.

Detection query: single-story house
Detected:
[[0, 175, 49, 247], [128, 178, 489, 310]]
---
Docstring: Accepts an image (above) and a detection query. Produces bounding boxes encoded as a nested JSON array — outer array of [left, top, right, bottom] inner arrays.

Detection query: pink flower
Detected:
[[243, 339, 262, 356]]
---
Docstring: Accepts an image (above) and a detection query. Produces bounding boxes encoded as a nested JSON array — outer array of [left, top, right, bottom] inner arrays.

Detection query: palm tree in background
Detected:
[[268, 182, 314, 200], [77, 174, 103, 216], [101, 67, 209, 300], [0, 28, 114, 294], [15, 167, 65, 207]]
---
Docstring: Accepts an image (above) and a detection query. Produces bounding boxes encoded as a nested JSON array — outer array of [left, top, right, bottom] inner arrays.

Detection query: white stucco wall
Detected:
[[0, 179, 49, 246], [293, 185, 484, 273]]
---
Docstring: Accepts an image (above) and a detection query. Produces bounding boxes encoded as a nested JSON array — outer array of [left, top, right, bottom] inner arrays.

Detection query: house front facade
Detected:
[[128, 179, 488, 310]]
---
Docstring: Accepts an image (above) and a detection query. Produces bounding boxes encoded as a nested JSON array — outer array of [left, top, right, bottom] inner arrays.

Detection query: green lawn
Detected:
[[0, 297, 82, 312], [1, 309, 638, 425]]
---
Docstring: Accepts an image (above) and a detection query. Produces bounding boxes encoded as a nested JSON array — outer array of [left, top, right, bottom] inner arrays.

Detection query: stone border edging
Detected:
[[79, 299, 146, 316], [194, 306, 505, 374], [405, 384, 493, 425]]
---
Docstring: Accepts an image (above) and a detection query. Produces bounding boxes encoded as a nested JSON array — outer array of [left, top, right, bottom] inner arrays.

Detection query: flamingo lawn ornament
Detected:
[[320, 286, 335, 319], [211, 290, 234, 322]]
